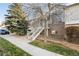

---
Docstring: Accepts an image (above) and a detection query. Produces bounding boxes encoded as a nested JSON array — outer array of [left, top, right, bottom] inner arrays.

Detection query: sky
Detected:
[[0, 3, 46, 22], [0, 3, 10, 24], [0, 3, 75, 25]]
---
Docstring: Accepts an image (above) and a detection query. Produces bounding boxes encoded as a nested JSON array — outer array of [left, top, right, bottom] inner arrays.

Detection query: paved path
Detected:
[[0, 35, 62, 56]]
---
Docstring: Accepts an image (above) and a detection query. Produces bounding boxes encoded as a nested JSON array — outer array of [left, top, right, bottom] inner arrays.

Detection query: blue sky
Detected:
[[0, 3, 10, 23], [0, 3, 48, 22]]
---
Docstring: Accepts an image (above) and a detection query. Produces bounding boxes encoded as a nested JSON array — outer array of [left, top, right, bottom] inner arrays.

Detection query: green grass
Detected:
[[30, 40, 79, 56], [0, 37, 31, 56]]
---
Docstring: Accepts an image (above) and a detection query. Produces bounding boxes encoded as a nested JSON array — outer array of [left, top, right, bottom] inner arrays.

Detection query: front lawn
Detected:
[[0, 37, 31, 56], [30, 40, 79, 56]]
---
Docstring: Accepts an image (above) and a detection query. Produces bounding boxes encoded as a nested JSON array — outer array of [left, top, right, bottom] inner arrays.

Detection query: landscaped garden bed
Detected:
[[0, 37, 31, 56], [30, 39, 79, 56]]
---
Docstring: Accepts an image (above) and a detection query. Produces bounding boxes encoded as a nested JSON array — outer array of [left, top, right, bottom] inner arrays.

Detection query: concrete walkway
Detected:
[[0, 35, 62, 56]]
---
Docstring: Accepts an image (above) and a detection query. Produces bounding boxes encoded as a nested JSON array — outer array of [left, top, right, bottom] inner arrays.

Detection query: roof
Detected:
[[66, 3, 79, 8]]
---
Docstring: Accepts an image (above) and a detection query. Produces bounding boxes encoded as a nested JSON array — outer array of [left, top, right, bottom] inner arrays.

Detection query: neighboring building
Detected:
[[47, 4, 65, 39], [0, 22, 6, 29], [65, 3, 79, 25], [0, 21, 2, 27]]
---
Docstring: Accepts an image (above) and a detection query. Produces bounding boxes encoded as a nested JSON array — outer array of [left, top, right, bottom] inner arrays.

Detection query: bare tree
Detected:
[[23, 3, 65, 40]]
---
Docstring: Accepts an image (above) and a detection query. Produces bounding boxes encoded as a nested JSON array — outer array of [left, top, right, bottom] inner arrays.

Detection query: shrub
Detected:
[[66, 26, 79, 42]]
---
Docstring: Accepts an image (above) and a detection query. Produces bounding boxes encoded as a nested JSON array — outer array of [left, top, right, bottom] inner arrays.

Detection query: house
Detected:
[[48, 4, 66, 39], [65, 3, 79, 26], [27, 3, 79, 40], [0, 21, 6, 29], [27, 4, 66, 40]]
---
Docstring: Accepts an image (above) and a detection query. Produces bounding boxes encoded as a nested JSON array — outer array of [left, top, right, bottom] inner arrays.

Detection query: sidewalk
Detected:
[[0, 35, 62, 56]]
